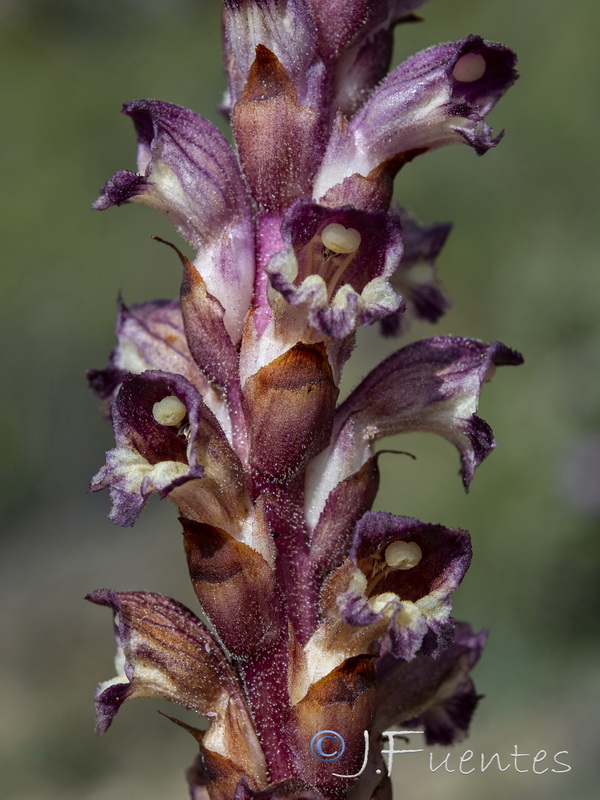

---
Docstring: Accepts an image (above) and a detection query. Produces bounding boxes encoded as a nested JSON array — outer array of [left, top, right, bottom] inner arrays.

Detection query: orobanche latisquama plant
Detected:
[[88, 1, 522, 798]]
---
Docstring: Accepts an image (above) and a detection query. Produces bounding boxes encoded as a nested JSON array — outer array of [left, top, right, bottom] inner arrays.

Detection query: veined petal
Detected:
[[107, 299, 192, 379], [306, 0, 382, 61], [307, 1, 426, 62], [375, 622, 487, 744], [94, 100, 249, 245], [93, 100, 254, 343], [265, 201, 403, 338], [311, 1, 427, 116], [87, 299, 225, 424], [89, 590, 268, 787], [87, 590, 244, 733], [333, 26, 395, 118], [314, 35, 518, 198], [380, 210, 451, 336], [334, 337, 523, 488], [91, 371, 248, 530], [223, 0, 320, 110], [305, 339, 517, 543]]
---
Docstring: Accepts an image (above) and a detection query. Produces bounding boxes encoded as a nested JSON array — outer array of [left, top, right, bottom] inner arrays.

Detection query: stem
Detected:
[[258, 478, 319, 645], [242, 639, 295, 782]]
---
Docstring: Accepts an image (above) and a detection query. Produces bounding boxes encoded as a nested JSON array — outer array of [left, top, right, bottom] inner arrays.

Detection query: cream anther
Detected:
[[385, 540, 423, 570], [321, 223, 361, 254], [452, 53, 486, 83], [152, 395, 187, 427]]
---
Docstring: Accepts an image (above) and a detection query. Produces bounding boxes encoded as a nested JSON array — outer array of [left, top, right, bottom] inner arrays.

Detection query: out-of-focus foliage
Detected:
[[0, 1, 598, 798]]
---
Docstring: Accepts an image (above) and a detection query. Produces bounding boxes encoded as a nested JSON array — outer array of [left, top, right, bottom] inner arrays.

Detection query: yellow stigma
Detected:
[[152, 395, 187, 426], [395, 601, 420, 627], [452, 53, 486, 83], [321, 223, 361, 254], [370, 592, 398, 614], [384, 540, 423, 570]]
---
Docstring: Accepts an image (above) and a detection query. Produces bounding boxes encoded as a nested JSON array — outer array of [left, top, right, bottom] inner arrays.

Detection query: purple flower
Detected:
[[88, 2, 521, 798], [314, 35, 518, 209], [298, 513, 472, 694], [87, 589, 269, 795], [265, 201, 404, 338], [380, 209, 452, 335], [304, 338, 523, 544], [94, 101, 255, 344]]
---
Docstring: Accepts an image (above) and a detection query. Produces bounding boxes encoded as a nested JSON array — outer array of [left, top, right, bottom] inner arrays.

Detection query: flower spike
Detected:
[[88, 3, 522, 798]]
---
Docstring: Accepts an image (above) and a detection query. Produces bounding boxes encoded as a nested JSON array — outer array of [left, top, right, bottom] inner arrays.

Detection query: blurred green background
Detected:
[[1, 0, 599, 798]]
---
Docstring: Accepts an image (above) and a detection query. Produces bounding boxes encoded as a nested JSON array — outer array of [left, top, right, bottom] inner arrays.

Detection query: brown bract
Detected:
[[183, 519, 285, 658], [243, 342, 339, 485], [155, 237, 240, 386], [290, 656, 376, 796], [233, 45, 321, 212]]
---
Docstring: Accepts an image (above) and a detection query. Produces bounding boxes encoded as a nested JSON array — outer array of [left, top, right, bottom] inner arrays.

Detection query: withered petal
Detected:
[[86, 590, 244, 734], [375, 621, 487, 745]]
